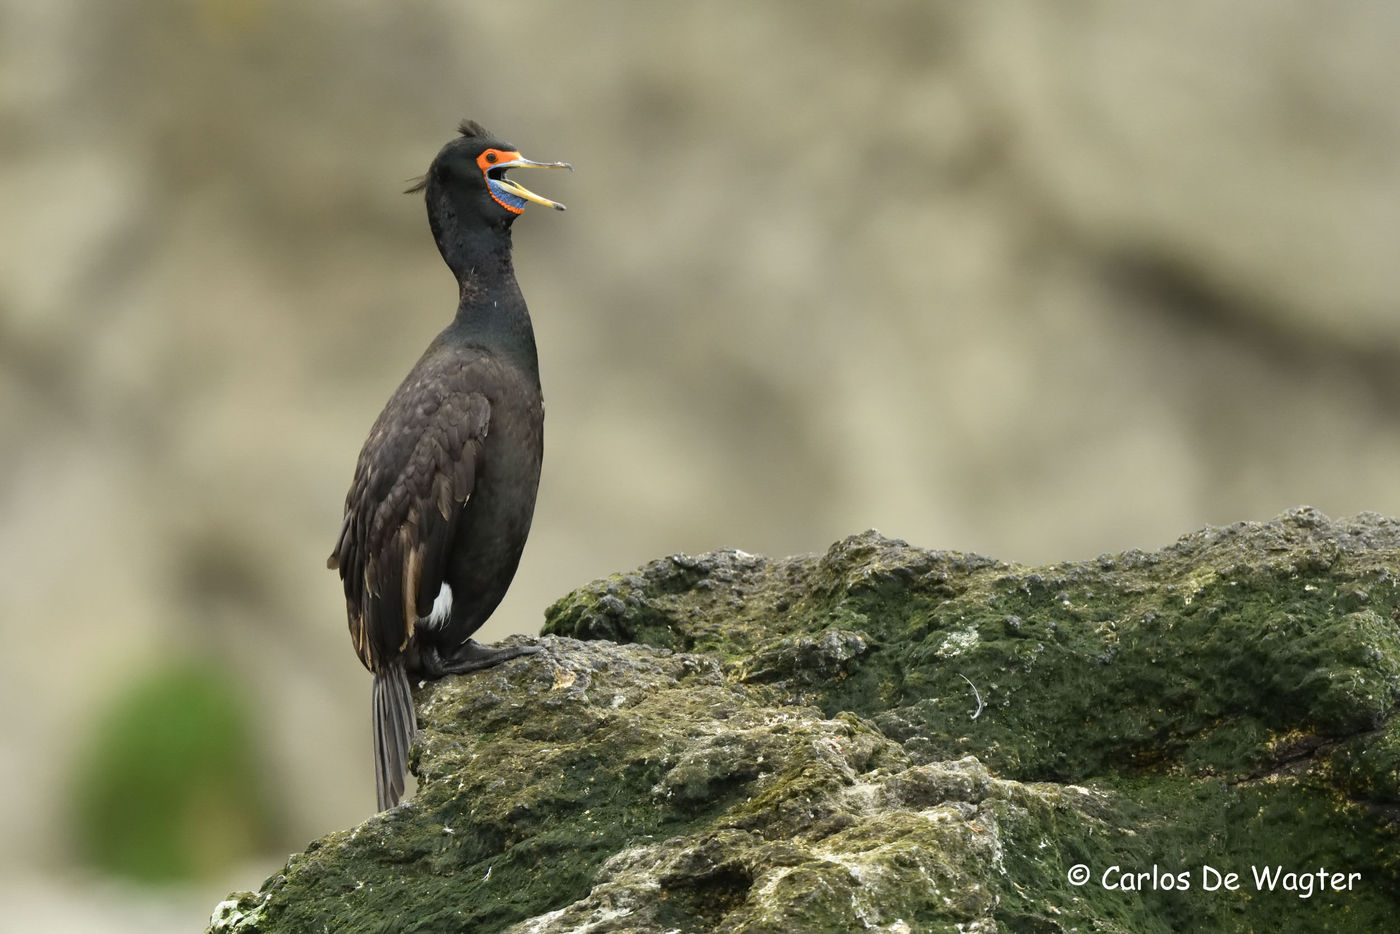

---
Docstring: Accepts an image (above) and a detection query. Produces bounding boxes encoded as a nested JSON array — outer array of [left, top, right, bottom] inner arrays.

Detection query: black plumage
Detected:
[[328, 120, 569, 810]]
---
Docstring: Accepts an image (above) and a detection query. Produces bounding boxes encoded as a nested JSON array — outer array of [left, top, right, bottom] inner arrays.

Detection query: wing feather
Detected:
[[328, 354, 495, 672]]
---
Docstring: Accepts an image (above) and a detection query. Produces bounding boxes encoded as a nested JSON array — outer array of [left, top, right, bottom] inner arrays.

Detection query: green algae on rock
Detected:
[[212, 508, 1400, 932], [548, 508, 1400, 787]]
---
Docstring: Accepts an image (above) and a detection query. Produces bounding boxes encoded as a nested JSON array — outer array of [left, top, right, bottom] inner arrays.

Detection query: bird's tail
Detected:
[[372, 661, 416, 811]]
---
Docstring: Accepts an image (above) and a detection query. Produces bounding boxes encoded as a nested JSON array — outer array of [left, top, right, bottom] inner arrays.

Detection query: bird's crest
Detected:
[[403, 120, 497, 193], [458, 119, 491, 139]]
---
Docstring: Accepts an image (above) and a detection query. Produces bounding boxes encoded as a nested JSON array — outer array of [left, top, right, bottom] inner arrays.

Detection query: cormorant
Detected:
[[328, 120, 570, 811]]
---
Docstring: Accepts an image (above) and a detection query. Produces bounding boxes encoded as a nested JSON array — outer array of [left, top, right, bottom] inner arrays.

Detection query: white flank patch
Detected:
[[428, 583, 453, 627]]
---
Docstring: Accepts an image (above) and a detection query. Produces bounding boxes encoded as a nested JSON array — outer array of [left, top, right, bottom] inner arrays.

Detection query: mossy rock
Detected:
[[211, 508, 1400, 932]]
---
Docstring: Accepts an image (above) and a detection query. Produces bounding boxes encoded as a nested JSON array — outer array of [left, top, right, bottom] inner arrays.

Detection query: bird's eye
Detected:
[[484, 152, 498, 164]]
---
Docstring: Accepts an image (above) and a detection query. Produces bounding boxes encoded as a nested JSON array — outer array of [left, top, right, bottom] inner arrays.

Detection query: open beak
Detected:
[[492, 156, 573, 211]]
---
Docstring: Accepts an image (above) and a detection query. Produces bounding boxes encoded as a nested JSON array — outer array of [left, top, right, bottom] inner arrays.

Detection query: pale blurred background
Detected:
[[2, 1, 1399, 930]]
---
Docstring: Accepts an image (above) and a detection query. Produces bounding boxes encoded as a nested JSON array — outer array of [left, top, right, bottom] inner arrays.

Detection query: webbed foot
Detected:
[[438, 638, 541, 675]]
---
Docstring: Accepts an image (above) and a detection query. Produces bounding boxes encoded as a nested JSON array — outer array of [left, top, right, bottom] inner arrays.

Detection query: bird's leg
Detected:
[[437, 638, 541, 675]]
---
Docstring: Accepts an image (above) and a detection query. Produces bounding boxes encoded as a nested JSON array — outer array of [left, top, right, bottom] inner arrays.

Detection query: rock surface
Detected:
[[211, 508, 1400, 932]]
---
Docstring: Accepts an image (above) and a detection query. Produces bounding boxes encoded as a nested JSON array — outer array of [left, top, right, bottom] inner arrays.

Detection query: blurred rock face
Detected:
[[1, 0, 1398, 899]]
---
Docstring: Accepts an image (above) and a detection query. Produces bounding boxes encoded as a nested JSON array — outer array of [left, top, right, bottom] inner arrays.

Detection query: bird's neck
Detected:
[[449, 241, 539, 375]]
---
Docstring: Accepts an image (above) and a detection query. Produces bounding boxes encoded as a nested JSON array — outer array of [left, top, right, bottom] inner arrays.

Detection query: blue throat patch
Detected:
[[488, 178, 527, 213]]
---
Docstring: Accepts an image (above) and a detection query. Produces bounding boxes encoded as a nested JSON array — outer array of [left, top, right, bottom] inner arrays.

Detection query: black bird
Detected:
[[328, 120, 570, 811]]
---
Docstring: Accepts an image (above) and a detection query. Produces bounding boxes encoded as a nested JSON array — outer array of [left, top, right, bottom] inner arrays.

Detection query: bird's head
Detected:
[[409, 120, 570, 226]]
